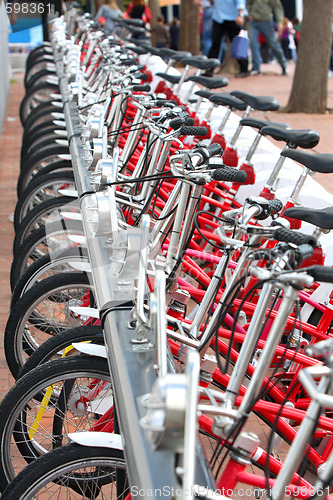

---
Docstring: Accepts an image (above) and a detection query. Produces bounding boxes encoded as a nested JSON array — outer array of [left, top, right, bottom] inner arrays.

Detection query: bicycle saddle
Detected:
[[155, 73, 181, 85], [260, 126, 320, 149], [129, 39, 149, 47], [118, 56, 138, 67], [240, 118, 291, 131], [159, 49, 192, 61], [195, 90, 215, 100], [127, 26, 147, 36], [186, 75, 229, 90], [209, 92, 247, 111], [141, 45, 163, 57], [180, 56, 220, 71], [230, 91, 280, 112], [281, 150, 333, 174], [283, 206, 333, 230], [127, 45, 149, 55]]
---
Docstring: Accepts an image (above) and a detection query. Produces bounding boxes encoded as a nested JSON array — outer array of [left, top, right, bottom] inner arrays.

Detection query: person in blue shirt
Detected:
[[204, 0, 246, 76], [96, 0, 123, 35], [201, 0, 214, 56]]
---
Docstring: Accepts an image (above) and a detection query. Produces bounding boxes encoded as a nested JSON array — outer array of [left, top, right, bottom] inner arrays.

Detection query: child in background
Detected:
[[151, 15, 170, 48]]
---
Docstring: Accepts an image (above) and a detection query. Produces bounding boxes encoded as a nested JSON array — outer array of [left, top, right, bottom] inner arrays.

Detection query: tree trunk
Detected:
[[148, 0, 162, 46], [284, 0, 333, 113], [179, 0, 200, 55]]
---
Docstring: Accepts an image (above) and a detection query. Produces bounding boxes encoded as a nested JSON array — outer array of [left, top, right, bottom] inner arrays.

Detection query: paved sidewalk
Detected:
[[0, 75, 22, 397]]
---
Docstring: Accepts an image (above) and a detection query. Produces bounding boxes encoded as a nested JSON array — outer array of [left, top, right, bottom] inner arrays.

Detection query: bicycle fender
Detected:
[[72, 342, 107, 359], [68, 432, 123, 450]]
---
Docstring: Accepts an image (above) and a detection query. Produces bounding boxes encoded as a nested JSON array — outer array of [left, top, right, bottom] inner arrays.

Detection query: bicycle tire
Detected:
[[13, 196, 78, 255], [30, 160, 72, 179], [21, 132, 68, 164], [14, 171, 75, 229], [20, 83, 59, 125], [10, 219, 85, 290], [25, 45, 53, 72], [0, 356, 113, 491], [18, 324, 103, 378], [24, 56, 54, 78], [11, 246, 89, 308], [23, 104, 63, 134], [24, 60, 55, 83], [22, 120, 66, 150], [5, 272, 93, 377], [18, 147, 71, 196], [1, 443, 126, 499], [20, 142, 69, 173], [25, 44, 52, 68], [25, 68, 57, 91]]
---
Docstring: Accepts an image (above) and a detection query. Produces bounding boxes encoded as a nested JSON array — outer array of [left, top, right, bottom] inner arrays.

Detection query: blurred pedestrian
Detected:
[[151, 15, 170, 48], [247, 0, 287, 75], [96, 0, 123, 35], [201, 0, 214, 56], [203, 0, 247, 77], [280, 17, 295, 61], [125, 0, 151, 39], [126, 0, 151, 24], [169, 17, 180, 50], [291, 16, 301, 49]]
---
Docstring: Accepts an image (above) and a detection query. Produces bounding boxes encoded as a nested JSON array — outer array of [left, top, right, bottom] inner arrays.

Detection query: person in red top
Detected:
[[126, 0, 151, 24]]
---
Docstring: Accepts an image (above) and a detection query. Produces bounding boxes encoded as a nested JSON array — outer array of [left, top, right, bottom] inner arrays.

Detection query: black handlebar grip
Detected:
[[208, 143, 223, 157], [132, 84, 151, 92], [267, 199, 283, 215], [274, 227, 318, 248], [305, 265, 333, 283], [131, 64, 144, 73], [155, 100, 177, 107], [212, 167, 247, 183], [179, 126, 208, 136], [185, 117, 195, 126], [139, 73, 149, 81], [294, 244, 314, 267], [169, 117, 185, 130], [120, 58, 137, 66]]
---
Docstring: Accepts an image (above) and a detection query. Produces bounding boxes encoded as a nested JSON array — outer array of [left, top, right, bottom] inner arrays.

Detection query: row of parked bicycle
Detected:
[[1, 7, 333, 499]]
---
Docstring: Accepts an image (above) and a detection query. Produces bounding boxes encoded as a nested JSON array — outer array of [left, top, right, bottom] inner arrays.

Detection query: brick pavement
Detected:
[[0, 75, 22, 398], [0, 64, 332, 495]]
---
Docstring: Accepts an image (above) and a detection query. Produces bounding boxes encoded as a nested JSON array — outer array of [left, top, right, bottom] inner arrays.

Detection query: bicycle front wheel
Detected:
[[1, 443, 127, 499], [0, 356, 113, 491], [5, 272, 93, 377]]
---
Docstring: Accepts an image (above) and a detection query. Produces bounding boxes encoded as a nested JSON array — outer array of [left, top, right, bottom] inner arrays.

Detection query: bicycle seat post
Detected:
[[236, 272, 314, 423], [226, 121, 292, 208], [258, 127, 320, 201], [222, 92, 280, 168]]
